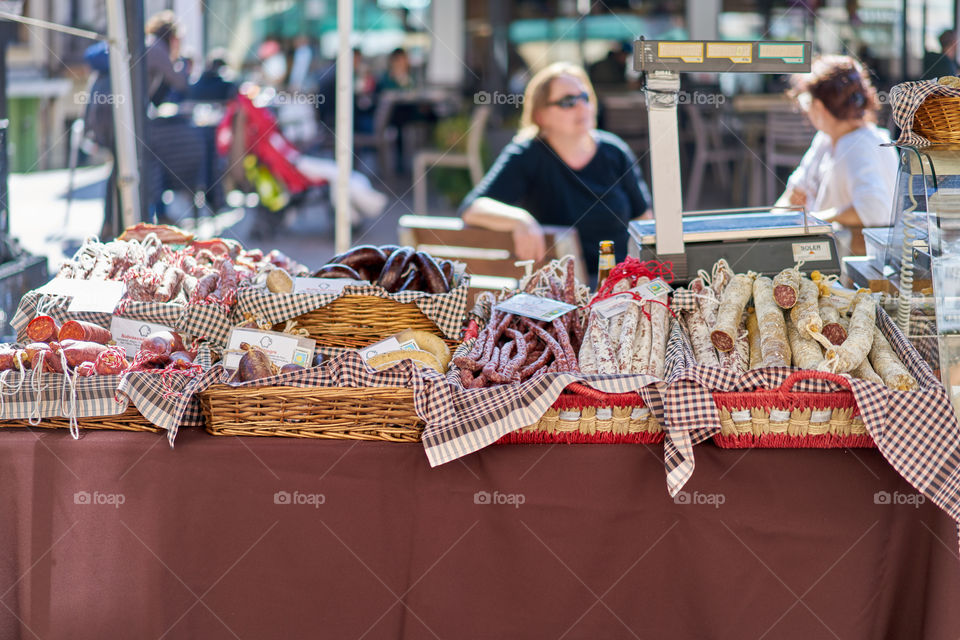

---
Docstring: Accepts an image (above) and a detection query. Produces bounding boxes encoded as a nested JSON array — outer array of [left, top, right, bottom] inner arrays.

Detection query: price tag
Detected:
[[110, 317, 176, 358], [36, 279, 127, 313], [224, 328, 315, 370], [634, 278, 672, 300], [293, 277, 368, 295], [494, 293, 577, 322], [592, 293, 634, 319], [358, 337, 405, 362]]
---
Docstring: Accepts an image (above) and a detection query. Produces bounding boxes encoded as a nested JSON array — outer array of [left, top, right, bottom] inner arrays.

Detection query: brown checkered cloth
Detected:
[[420, 321, 692, 467], [662, 309, 960, 531], [235, 277, 470, 345], [167, 349, 454, 443], [890, 80, 960, 146], [0, 368, 196, 440], [11, 292, 236, 347]]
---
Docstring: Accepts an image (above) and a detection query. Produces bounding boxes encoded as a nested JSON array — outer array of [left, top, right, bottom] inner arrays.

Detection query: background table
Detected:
[[2, 429, 958, 639]]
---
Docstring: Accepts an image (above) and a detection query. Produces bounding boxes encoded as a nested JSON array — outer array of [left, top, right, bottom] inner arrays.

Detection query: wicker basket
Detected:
[[712, 370, 874, 449], [275, 295, 458, 351], [199, 385, 423, 441], [497, 383, 663, 444], [913, 95, 960, 144], [0, 406, 163, 433]]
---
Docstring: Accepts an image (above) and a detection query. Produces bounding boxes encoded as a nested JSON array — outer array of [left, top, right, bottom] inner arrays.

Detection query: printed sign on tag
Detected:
[[494, 293, 577, 322], [791, 240, 831, 262], [592, 293, 634, 319], [634, 278, 672, 300], [358, 336, 405, 362], [293, 277, 368, 295], [110, 317, 176, 358], [224, 328, 316, 370]]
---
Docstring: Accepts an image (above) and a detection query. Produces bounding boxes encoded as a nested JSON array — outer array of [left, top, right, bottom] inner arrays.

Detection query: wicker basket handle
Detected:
[[778, 370, 852, 393]]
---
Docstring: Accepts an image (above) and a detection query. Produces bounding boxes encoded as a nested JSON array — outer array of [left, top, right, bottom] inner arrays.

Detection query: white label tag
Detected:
[[494, 293, 577, 322], [293, 277, 368, 295], [592, 293, 634, 319], [792, 240, 831, 262], [358, 336, 405, 362], [634, 278, 673, 300], [225, 328, 315, 370], [110, 317, 176, 358], [36, 279, 127, 313]]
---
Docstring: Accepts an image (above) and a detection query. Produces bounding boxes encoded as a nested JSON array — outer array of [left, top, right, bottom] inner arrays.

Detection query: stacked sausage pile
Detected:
[[578, 275, 671, 378], [285, 244, 457, 294], [11, 315, 205, 377], [454, 258, 586, 388], [681, 260, 918, 390], [56, 234, 304, 307]]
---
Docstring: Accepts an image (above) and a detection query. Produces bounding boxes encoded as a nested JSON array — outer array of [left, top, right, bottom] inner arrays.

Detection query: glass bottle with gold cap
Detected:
[[597, 240, 615, 287]]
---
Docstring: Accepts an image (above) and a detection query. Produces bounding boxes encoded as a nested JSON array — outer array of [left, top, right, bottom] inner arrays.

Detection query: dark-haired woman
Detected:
[[776, 55, 897, 255]]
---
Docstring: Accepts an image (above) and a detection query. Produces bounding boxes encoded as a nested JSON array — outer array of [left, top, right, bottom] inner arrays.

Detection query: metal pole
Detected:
[[902, 0, 909, 80], [105, 0, 141, 229], [334, 0, 353, 253]]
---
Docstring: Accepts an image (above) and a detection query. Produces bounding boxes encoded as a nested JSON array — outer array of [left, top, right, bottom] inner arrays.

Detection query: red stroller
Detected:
[[215, 87, 329, 235]]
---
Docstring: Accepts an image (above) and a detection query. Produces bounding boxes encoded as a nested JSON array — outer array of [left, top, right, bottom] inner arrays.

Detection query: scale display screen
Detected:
[[636, 39, 811, 73]]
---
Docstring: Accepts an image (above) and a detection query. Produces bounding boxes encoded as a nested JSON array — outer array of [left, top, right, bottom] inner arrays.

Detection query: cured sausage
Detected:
[[753, 277, 791, 367], [823, 293, 876, 373], [787, 320, 823, 369], [711, 273, 755, 352], [683, 306, 719, 367], [818, 298, 847, 345], [58, 320, 111, 345], [869, 328, 918, 390], [772, 267, 800, 309], [747, 311, 762, 370], [789, 278, 823, 341]]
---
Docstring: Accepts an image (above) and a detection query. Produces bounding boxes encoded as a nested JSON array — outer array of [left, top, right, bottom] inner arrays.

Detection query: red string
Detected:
[[591, 257, 674, 304], [588, 258, 678, 319]]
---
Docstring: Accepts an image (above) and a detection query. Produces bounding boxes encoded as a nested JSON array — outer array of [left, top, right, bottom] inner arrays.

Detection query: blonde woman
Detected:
[[459, 62, 651, 275]]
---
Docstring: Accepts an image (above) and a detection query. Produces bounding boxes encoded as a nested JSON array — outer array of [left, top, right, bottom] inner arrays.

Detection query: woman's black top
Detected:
[[459, 130, 651, 274]]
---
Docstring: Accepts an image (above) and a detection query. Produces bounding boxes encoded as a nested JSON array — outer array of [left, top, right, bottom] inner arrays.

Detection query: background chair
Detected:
[[412, 104, 491, 214], [764, 110, 817, 204], [683, 102, 741, 211], [398, 213, 585, 302]]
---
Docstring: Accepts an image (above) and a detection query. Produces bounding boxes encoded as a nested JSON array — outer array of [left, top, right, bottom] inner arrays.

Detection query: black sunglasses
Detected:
[[546, 91, 590, 109]]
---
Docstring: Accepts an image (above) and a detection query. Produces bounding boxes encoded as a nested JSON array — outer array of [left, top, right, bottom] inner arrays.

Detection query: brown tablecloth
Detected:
[[1, 430, 958, 639]]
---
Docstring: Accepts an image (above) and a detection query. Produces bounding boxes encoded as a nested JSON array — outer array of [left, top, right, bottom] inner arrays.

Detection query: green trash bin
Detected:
[[7, 96, 39, 173]]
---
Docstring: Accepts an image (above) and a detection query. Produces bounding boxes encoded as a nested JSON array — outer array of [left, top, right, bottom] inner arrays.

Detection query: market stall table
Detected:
[[1, 429, 958, 639]]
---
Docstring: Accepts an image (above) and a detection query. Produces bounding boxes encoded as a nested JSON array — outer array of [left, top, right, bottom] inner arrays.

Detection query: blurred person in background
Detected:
[[777, 55, 897, 256], [589, 42, 632, 89], [186, 49, 237, 102], [460, 62, 651, 278], [923, 30, 958, 80]]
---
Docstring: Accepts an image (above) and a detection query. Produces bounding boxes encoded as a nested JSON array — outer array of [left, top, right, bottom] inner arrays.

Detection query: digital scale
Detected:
[[628, 38, 841, 281]]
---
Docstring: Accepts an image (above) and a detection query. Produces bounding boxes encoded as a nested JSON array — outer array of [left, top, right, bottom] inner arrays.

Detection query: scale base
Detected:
[[629, 235, 841, 282]]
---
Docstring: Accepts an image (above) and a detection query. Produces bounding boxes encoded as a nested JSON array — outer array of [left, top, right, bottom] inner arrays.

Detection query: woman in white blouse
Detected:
[[776, 55, 898, 255]]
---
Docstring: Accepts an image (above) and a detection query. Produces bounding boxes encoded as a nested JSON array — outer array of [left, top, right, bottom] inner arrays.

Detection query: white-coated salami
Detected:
[[711, 273, 755, 352], [772, 267, 800, 309], [747, 311, 762, 370], [818, 297, 847, 345], [646, 294, 670, 378], [869, 327, 918, 390], [789, 277, 824, 341], [683, 306, 720, 367], [823, 292, 876, 373], [754, 277, 791, 367], [630, 301, 652, 374], [718, 312, 748, 374], [787, 319, 823, 369]]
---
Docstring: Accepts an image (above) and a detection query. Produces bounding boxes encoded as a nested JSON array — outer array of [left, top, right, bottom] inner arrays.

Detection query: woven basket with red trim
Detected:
[[712, 370, 873, 449], [497, 382, 663, 445]]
